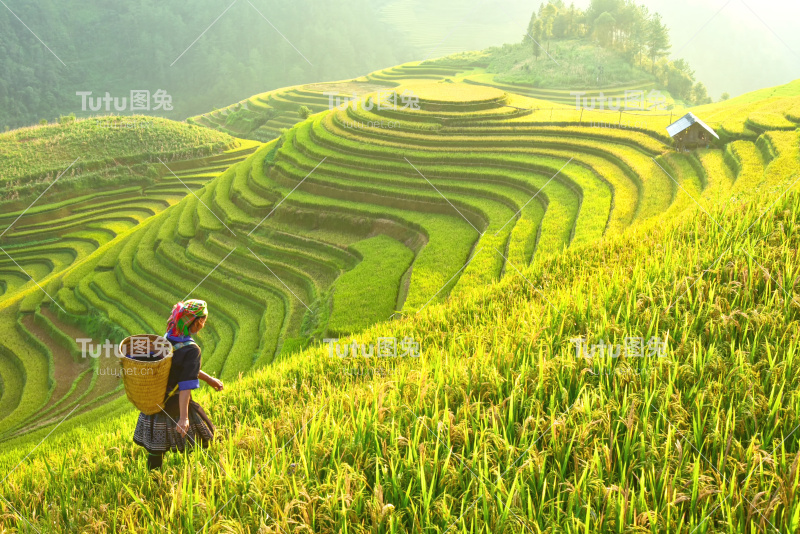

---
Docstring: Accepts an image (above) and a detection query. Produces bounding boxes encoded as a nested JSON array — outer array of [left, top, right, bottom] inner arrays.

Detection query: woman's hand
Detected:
[[208, 377, 224, 392], [199, 370, 224, 392], [176, 417, 190, 437]]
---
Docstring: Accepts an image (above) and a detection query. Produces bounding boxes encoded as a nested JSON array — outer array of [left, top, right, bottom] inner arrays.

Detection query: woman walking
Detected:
[[133, 299, 224, 470]]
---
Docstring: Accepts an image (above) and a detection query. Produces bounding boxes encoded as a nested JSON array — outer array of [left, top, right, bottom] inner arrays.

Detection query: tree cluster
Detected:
[[525, 0, 712, 104]]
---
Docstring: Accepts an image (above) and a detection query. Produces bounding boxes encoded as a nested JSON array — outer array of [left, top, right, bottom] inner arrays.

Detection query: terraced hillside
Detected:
[[2, 147, 800, 532], [187, 61, 483, 141], [0, 120, 258, 438], [689, 80, 800, 141], [462, 72, 659, 106], [0, 117, 249, 307], [0, 120, 258, 306], [190, 80, 398, 142], [188, 54, 675, 142], [2, 77, 799, 446], [1, 116, 236, 202]]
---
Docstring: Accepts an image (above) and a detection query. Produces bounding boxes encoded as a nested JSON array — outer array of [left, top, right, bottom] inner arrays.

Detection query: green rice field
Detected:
[[1, 47, 799, 533]]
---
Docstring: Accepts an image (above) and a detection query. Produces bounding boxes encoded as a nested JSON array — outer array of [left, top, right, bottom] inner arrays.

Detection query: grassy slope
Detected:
[[0, 77, 796, 443], [0, 57, 798, 530], [478, 79, 800, 145], [329, 235, 415, 336], [483, 39, 654, 88], [0, 120, 253, 440], [0, 116, 234, 206], [1, 168, 799, 531], [188, 37, 665, 143]]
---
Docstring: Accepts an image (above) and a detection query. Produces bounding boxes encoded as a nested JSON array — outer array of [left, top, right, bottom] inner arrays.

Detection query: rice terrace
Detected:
[[1, 0, 799, 532]]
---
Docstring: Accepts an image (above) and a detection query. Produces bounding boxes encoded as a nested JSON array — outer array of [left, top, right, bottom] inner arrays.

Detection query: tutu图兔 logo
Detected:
[[570, 89, 667, 111], [324, 90, 420, 112], [570, 335, 668, 359], [76, 90, 173, 112], [76, 336, 171, 359], [323, 336, 420, 358]]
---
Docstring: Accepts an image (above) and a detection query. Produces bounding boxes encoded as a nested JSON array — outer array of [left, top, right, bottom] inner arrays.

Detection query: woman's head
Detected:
[[166, 299, 208, 337], [188, 315, 207, 334]]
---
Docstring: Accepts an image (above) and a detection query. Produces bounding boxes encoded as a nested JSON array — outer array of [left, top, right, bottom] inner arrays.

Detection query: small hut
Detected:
[[666, 112, 718, 151]]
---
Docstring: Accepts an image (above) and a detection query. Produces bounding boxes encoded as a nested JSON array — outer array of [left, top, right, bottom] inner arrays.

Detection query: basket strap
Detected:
[[165, 383, 180, 404]]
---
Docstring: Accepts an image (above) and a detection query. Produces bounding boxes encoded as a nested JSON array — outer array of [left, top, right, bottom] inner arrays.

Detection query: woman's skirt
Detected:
[[133, 400, 215, 453]]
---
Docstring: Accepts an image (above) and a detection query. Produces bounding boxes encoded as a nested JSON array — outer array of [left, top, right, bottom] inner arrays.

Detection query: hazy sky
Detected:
[[399, 0, 800, 98], [615, 0, 800, 97]]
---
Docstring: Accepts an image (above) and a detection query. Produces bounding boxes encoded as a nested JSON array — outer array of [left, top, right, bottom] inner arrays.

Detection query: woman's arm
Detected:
[[199, 370, 224, 391], [176, 390, 191, 436]]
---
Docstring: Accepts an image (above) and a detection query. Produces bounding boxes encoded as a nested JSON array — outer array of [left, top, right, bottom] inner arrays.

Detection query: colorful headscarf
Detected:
[[165, 300, 208, 339]]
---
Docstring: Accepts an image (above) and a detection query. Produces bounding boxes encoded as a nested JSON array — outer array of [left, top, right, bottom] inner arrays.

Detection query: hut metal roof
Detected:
[[666, 112, 719, 139]]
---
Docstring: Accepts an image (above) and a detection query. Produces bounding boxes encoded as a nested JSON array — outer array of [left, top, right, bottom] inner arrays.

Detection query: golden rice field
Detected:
[[1, 56, 799, 532]]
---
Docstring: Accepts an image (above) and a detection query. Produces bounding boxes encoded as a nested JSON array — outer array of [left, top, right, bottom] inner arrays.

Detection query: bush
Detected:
[[298, 105, 312, 120], [58, 114, 76, 125]]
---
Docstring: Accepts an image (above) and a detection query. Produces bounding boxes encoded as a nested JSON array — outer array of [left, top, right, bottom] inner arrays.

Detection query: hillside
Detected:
[[0, 0, 415, 130], [459, 39, 654, 88], [0, 11, 798, 525], [189, 26, 714, 144], [1, 62, 799, 438], [188, 56, 666, 142], [0, 169, 798, 532], [0, 119, 263, 438], [0, 117, 251, 301], [1, 116, 236, 205]]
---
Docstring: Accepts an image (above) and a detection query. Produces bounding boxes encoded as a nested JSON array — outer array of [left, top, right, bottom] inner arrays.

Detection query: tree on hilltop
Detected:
[[647, 14, 671, 73], [594, 12, 616, 47]]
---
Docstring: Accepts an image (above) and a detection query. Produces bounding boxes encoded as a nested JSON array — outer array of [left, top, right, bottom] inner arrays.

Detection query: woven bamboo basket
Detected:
[[118, 334, 173, 415]]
